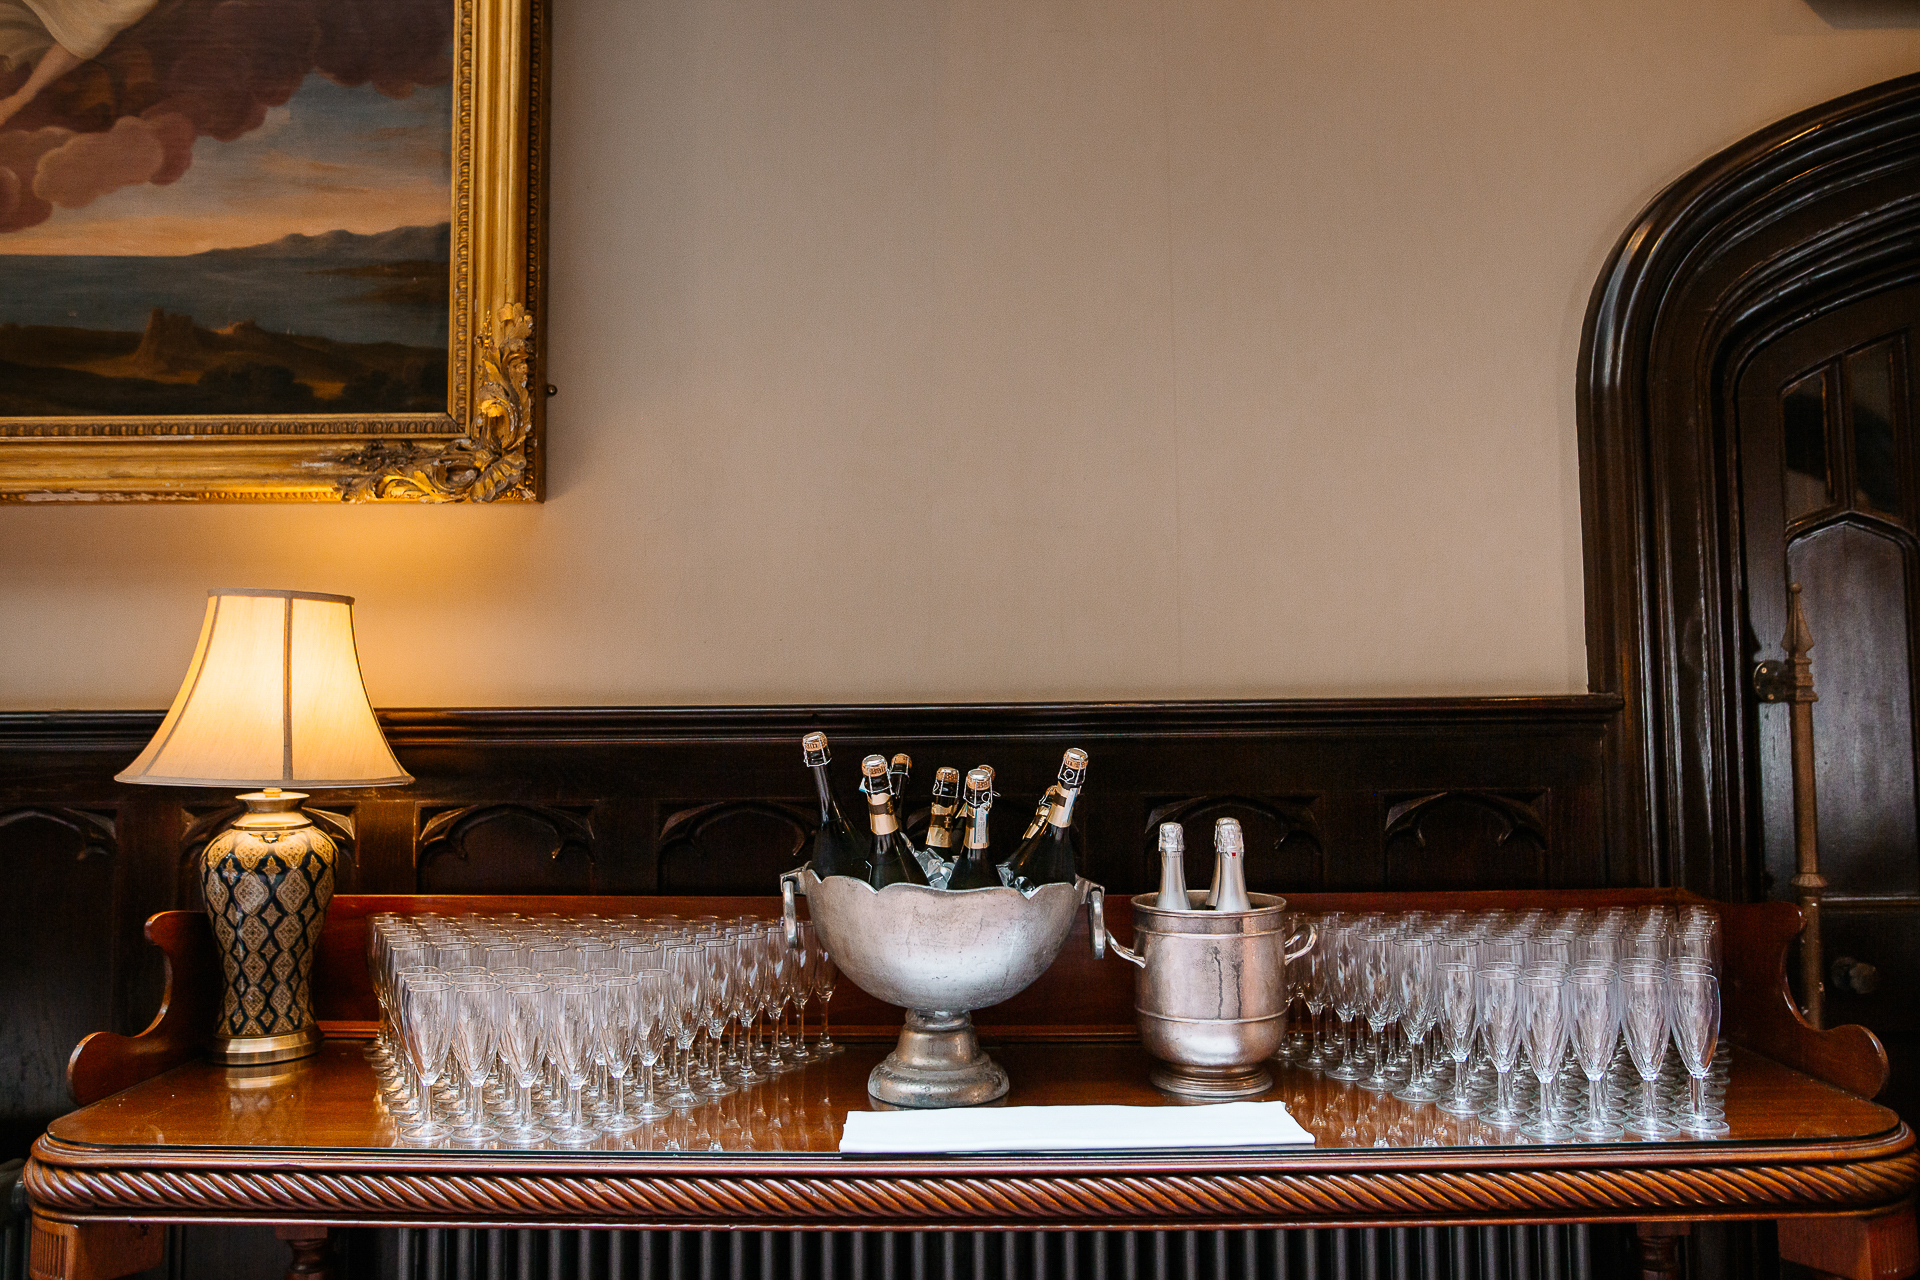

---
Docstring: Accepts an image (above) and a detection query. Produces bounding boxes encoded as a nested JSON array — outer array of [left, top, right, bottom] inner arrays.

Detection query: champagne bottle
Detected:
[[862, 754, 929, 888], [1153, 821, 1192, 910], [923, 767, 963, 862], [1209, 816, 1252, 912], [1004, 748, 1089, 891], [802, 732, 870, 881], [1022, 785, 1061, 841], [945, 768, 1003, 890]]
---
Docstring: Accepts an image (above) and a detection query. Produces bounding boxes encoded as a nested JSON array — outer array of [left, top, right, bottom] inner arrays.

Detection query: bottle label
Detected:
[[1047, 790, 1079, 830], [869, 810, 898, 835], [926, 827, 952, 848]]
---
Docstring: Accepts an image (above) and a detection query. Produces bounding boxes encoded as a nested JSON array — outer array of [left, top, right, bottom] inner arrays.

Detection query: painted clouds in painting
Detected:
[[0, 0, 452, 234]]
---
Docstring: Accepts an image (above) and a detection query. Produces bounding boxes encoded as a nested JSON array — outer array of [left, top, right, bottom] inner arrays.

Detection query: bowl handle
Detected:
[[1087, 885, 1145, 969], [781, 868, 805, 950]]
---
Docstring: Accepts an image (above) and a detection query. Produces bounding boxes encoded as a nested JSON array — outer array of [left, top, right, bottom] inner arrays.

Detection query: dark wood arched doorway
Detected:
[[1579, 73, 1920, 1119]]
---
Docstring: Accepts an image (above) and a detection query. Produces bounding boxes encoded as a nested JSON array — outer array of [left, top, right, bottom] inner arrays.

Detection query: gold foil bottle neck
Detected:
[[802, 732, 830, 767]]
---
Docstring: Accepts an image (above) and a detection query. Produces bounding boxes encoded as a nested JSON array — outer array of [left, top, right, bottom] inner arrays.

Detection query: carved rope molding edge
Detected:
[[25, 1149, 1919, 1227]]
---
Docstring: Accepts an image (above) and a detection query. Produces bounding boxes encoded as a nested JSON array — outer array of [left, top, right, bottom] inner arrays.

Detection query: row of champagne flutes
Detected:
[[365, 911, 841, 1145], [1278, 904, 1729, 1139]]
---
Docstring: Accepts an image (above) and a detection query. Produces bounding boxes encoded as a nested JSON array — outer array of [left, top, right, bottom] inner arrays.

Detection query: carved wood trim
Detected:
[[22, 1133, 1918, 1231], [1578, 71, 1920, 897], [0, 808, 116, 862]]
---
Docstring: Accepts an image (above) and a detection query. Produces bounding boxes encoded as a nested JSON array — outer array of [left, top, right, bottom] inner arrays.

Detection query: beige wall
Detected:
[[3, 0, 1917, 710]]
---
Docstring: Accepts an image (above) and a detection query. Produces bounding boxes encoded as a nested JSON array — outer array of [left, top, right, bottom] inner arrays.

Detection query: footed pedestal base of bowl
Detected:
[[868, 1010, 1009, 1108], [1149, 1061, 1273, 1101]]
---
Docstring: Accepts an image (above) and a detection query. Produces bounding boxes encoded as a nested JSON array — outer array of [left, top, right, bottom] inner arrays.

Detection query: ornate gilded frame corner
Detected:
[[0, 0, 549, 504]]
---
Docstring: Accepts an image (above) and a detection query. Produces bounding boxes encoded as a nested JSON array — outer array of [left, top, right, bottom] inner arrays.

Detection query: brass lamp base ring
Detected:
[[208, 1024, 323, 1066]]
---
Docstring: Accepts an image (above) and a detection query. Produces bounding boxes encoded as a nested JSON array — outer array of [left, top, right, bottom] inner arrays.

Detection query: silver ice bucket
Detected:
[[781, 866, 1104, 1107], [1102, 891, 1316, 1099]]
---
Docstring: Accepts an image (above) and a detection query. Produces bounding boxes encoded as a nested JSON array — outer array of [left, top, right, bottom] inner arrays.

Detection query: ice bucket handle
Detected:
[[781, 868, 804, 950], [1090, 886, 1145, 969], [1286, 919, 1318, 963], [1085, 884, 1108, 961]]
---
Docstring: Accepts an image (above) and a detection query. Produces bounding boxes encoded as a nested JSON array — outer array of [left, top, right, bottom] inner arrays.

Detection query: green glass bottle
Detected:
[[922, 766, 963, 868], [862, 754, 928, 888], [1004, 748, 1088, 891], [945, 767, 1004, 891], [802, 732, 869, 881]]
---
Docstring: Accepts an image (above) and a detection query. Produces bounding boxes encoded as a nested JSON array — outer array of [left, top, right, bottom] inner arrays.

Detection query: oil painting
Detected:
[[0, 0, 454, 416], [0, 0, 546, 502]]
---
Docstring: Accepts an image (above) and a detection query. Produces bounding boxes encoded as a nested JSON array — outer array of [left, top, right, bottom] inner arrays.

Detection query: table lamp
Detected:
[[117, 589, 412, 1065]]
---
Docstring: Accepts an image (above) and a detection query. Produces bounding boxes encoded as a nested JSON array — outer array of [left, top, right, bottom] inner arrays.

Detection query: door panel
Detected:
[[1736, 282, 1920, 1120], [1788, 522, 1919, 896]]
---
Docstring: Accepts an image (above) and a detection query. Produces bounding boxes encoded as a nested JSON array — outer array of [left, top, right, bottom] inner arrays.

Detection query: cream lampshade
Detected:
[[118, 589, 412, 1064]]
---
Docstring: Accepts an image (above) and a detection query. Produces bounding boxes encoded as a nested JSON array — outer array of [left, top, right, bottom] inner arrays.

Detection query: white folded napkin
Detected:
[[838, 1101, 1316, 1153]]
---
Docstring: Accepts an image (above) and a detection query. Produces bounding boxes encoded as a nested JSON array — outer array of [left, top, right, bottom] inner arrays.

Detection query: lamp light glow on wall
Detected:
[[117, 589, 412, 1064]]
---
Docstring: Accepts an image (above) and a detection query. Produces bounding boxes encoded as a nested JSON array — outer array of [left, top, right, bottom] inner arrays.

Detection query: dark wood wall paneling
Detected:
[[0, 696, 1618, 1154]]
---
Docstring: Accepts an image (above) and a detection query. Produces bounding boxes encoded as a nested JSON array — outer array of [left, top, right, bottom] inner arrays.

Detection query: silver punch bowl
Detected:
[[781, 866, 1103, 1107]]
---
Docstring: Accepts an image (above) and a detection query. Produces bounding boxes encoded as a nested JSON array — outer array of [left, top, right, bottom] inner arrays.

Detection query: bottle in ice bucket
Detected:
[[1153, 821, 1192, 910], [862, 754, 929, 889], [802, 732, 869, 881], [1209, 816, 1252, 912], [946, 767, 1004, 891], [1004, 748, 1088, 891]]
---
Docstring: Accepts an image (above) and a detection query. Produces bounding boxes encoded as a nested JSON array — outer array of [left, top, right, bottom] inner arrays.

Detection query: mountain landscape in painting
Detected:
[[0, 223, 449, 417]]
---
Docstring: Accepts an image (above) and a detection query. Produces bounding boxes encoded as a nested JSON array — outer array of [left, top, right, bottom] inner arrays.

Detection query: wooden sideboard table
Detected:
[[22, 891, 1920, 1280]]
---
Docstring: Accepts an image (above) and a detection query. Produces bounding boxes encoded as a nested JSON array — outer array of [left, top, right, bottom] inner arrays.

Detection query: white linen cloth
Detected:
[[838, 1101, 1315, 1153]]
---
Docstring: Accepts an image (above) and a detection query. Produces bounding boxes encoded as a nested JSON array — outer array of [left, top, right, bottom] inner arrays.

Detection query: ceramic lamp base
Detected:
[[202, 790, 336, 1065], [208, 1023, 324, 1066], [867, 1010, 1009, 1108]]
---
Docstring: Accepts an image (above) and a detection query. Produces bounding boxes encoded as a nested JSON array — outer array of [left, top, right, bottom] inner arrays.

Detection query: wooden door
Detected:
[[1737, 282, 1920, 1119]]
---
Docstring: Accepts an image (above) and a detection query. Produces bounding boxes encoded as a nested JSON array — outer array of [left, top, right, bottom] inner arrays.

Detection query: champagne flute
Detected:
[[1670, 960, 1729, 1135], [545, 980, 599, 1144], [1436, 958, 1479, 1116], [701, 937, 739, 1094], [732, 933, 770, 1083], [398, 976, 454, 1142], [1567, 964, 1624, 1139], [1299, 935, 1331, 1071], [632, 968, 671, 1120], [1392, 935, 1441, 1103], [664, 944, 709, 1105], [1359, 928, 1397, 1092], [448, 977, 500, 1141], [812, 933, 844, 1058], [1621, 958, 1675, 1137], [598, 973, 642, 1133], [1521, 965, 1572, 1139], [1478, 964, 1525, 1127], [496, 978, 548, 1140], [1327, 923, 1365, 1082]]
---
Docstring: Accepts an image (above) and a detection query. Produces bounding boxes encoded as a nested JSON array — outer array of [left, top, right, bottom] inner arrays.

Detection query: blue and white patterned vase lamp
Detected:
[[117, 589, 412, 1065]]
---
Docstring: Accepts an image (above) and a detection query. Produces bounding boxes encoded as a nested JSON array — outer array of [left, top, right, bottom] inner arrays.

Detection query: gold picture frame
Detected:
[[0, 0, 548, 503]]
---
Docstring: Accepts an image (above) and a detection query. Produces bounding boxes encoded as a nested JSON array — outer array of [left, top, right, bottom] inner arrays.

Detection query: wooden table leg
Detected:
[[275, 1224, 332, 1280], [1633, 1222, 1690, 1279], [1779, 1202, 1920, 1280], [27, 1214, 164, 1280]]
